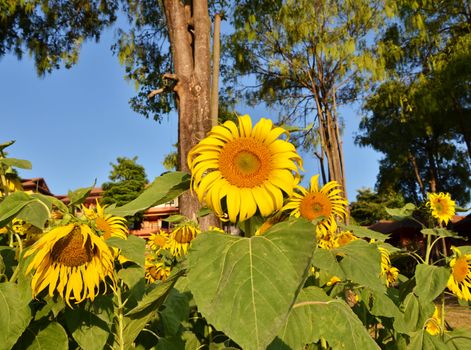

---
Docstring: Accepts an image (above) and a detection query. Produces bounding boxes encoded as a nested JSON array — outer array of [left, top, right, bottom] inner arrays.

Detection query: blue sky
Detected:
[[0, 26, 381, 201]]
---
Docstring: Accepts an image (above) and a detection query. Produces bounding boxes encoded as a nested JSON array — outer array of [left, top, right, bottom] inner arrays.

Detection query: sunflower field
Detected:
[[1, 116, 470, 350]]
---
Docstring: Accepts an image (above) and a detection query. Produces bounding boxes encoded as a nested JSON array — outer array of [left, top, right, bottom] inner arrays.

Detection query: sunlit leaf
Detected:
[[107, 235, 146, 268], [107, 171, 190, 217], [187, 219, 316, 350], [0, 282, 32, 350], [414, 264, 450, 303], [270, 287, 380, 350], [0, 158, 32, 169], [65, 296, 114, 350]]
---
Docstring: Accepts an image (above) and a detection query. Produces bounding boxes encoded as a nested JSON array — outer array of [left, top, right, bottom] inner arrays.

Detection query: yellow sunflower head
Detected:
[[379, 247, 399, 287], [317, 231, 338, 249], [283, 175, 348, 238], [425, 306, 442, 336], [447, 247, 471, 301], [148, 230, 169, 251], [188, 115, 303, 222], [82, 201, 128, 239], [24, 224, 115, 306], [427, 192, 455, 225], [165, 222, 201, 258], [145, 258, 171, 283]]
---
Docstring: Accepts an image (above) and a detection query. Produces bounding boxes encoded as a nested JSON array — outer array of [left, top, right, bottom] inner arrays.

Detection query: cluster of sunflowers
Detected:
[[1, 114, 469, 334], [144, 221, 201, 283], [188, 115, 401, 288]]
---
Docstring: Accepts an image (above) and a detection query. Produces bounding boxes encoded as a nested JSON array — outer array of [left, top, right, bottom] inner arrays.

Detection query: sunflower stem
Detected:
[[425, 233, 432, 265], [114, 281, 126, 350], [439, 222, 447, 336]]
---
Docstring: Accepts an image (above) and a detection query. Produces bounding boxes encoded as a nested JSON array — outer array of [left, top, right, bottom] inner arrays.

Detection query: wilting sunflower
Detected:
[[283, 175, 348, 238], [148, 230, 169, 251], [188, 115, 303, 222], [425, 306, 442, 336], [24, 224, 115, 306], [82, 201, 128, 239], [447, 247, 471, 301], [427, 192, 455, 225], [379, 247, 399, 287], [165, 222, 200, 258], [145, 257, 171, 283]]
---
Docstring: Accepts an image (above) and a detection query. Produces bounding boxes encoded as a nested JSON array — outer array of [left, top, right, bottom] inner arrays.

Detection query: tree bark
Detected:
[[163, 0, 218, 229], [210, 13, 222, 127]]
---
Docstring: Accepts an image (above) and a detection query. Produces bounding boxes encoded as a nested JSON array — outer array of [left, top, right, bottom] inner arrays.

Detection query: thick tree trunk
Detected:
[[210, 13, 222, 127], [163, 0, 218, 229]]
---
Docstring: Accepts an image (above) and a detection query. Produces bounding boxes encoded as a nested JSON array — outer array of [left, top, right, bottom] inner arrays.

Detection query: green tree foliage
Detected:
[[102, 156, 148, 228], [350, 188, 405, 226], [224, 0, 395, 193], [0, 0, 117, 75], [358, 0, 471, 205]]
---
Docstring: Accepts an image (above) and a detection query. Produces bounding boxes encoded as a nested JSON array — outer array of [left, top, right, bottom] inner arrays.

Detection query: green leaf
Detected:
[[187, 219, 316, 350], [34, 296, 65, 321], [15, 200, 50, 229], [414, 264, 450, 303], [408, 329, 449, 350], [29, 193, 68, 212], [0, 282, 32, 350], [107, 171, 190, 217], [118, 264, 145, 289], [115, 269, 184, 350], [18, 322, 68, 350], [312, 248, 345, 279], [361, 289, 407, 333], [456, 246, 471, 255], [197, 207, 212, 217], [0, 246, 16, 278], [0, 141, 15, 152], [401, 293, 434, 333], [68, 185, 95, 207], [385, 203, 416, 220], [0, 192, 34, 226], [0, 158, 32, 169], [444, 328, 471, 349], [270, 287, 380, 350], [65, 296, 114, 350], [335, 240, 384, 291], [160, 277, 192, 336], [164, 214, 186, 223], [126, 266, 185, 316], [107, 235, 146, 267], [421, 228, 461, 238], [341, 223, 390, 241]]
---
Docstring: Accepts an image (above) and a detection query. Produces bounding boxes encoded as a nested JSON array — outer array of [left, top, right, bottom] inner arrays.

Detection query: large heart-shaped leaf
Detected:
[[187, 218, 316, 350], [270, 287, 380, 350], [414, 264, 450, 303]]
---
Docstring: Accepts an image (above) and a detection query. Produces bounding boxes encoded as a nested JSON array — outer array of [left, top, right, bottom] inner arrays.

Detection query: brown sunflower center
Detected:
[[299, 192, 333, 221], [219, 137, 272, 188], [96, 217, 112, 239], [452, 256, 469, 283], [51, 227, 93, 267], [173, 227, 195, 244]]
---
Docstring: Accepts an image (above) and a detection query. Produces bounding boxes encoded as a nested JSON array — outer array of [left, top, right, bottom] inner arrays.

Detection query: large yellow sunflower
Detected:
[[447, 247, 471, 301], [427, 192, 455, 225], [283, 175, 348, 238], [24, 224, 115, 306], [188, 115, 303, 222], [165, 222, 200, 258], [82, 201, 128, 239]]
